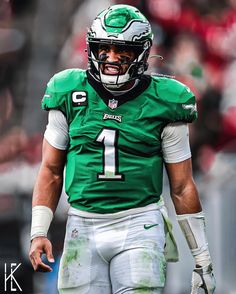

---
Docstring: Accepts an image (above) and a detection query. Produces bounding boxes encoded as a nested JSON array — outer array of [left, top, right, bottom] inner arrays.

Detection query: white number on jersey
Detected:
[[96, 128, 123, 180]]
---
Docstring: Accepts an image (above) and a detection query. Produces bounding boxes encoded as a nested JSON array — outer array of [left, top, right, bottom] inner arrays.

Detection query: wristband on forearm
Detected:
[[177, 211, 212, 267], [30, 205, 53, 240]]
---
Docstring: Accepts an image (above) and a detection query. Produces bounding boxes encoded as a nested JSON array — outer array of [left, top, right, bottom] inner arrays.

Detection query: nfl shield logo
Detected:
[[108, 99, 118, 109], [71, 228, 78, 239]]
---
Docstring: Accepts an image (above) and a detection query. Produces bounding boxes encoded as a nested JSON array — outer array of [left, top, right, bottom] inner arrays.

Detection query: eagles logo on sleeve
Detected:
[[182, 103, 197, 115]]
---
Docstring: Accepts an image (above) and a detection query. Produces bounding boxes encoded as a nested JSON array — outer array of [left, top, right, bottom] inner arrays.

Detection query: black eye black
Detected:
[[119, 56, 131, 63]]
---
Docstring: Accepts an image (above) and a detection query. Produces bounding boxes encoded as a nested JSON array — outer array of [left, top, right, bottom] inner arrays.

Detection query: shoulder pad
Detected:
[[42, 69, 86, 112], [151, 76, 194, 103], [47, 69, 86, 93], [151, 76, 197, 122]]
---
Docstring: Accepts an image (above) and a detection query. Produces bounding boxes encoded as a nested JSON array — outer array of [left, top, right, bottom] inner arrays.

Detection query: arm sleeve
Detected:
[[44, 110, 69, 150], [161, 122, 191, 163]]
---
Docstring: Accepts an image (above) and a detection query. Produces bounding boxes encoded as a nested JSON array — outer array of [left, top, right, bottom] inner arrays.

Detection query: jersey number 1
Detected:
[[96, 128, 123, 180]]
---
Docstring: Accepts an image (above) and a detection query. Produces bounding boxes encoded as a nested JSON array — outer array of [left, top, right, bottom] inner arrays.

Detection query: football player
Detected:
[[29, 4, 216, 294]]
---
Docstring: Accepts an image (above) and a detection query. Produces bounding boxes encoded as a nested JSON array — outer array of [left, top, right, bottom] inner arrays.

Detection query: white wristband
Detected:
[[177, 211, 212, 267], [30, 205, 53, 240]]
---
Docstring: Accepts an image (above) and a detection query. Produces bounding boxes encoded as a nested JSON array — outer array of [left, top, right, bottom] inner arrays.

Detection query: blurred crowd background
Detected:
[[0, 0, 236, 293]]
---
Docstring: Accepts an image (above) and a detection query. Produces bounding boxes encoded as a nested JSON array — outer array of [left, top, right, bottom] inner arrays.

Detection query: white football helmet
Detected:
[[87, 4, 153, 89]]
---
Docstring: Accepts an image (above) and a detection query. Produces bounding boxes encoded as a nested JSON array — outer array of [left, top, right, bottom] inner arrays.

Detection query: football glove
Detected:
[[191, 263, 216, 294]]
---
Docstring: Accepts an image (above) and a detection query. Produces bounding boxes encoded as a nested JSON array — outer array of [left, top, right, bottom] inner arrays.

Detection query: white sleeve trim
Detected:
[[161, 122, 191, 163], [44, 110, 69, 150]]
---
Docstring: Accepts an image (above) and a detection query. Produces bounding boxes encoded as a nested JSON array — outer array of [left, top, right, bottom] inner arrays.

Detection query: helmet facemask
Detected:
[[87, 39, 151, 89]]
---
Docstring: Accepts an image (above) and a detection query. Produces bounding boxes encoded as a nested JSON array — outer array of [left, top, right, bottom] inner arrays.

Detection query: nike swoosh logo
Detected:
[[144, 224, 159, 230]]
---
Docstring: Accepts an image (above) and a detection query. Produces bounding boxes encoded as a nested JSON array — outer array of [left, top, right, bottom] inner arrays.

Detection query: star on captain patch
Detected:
[[108, 98, 118, 109]]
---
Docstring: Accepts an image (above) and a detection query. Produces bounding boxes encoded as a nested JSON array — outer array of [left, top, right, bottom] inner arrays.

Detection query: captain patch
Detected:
[[72, 91, 87, 106]]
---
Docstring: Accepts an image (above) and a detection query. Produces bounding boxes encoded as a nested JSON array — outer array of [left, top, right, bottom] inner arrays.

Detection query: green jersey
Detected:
[[42, 69, 197, 213]]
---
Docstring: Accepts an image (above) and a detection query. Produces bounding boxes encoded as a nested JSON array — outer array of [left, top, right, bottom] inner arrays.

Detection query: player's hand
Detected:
[[29, 236, 54, 272], [191, 263, 216, 293]]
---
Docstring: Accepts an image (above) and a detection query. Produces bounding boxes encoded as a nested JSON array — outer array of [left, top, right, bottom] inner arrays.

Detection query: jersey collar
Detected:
[[86, 70, 151, 107]]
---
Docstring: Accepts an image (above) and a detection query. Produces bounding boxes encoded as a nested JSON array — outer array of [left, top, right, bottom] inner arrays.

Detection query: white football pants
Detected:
[[58, 208, 166, 294]]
